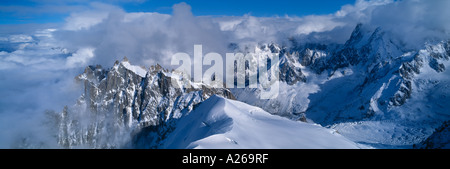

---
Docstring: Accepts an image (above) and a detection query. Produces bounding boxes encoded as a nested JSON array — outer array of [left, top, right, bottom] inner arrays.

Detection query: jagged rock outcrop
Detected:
[[257, 43, 308, 85], [391, 42, 449, 106]]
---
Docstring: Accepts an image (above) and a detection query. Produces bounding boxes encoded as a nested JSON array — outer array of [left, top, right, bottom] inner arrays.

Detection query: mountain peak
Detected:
[[344, 24, 389, 49], [120, 60, 147, 77], [345, 23, 364, 47], [123, 56, 129, 62], [113, 56, 130, 66], [110, 58, 148, 77]]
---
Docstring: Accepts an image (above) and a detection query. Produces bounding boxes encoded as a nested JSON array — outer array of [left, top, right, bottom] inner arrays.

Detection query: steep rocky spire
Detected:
[[123, 56, 129, 62]]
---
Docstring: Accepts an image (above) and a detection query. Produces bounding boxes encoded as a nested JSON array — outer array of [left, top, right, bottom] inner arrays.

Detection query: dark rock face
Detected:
[[429, 58, 446, 73], [414, 121, 450, 149], [279, 58, 306, 85]]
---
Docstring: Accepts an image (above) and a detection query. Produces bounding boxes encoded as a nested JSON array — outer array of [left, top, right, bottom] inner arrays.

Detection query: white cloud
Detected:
[[8, 34, 34, 43], [367, 0, 450, 47], [295, 15, 345, 35], [53, 2, 230, 68], [64, 11, 109, 31], [66, 47, 95, 68], [335, 0, 393, 18], [62, 3, 120, 31]]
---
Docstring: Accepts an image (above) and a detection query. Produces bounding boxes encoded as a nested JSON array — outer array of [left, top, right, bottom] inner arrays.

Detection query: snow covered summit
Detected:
[[161, 95, 360, 149]]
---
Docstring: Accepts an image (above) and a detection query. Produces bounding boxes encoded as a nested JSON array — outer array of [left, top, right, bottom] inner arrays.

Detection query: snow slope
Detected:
[[120, 60, 147, 77], [161, 95, 361, 149]]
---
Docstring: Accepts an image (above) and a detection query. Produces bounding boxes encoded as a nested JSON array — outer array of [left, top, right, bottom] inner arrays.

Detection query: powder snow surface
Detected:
[[162, 95, 361, 149], [121, 61, 147, 77]]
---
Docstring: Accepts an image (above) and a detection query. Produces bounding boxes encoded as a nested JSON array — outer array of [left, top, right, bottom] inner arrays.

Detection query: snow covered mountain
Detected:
[[159, 95, 360, 149], [230, 24, 450, 148], [52, 57, 363, 149], [48, 23, 449, 149], [56, 58, 234, 148]]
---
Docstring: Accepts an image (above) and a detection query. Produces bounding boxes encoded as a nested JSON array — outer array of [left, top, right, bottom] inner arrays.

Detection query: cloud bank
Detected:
[[33, 0, 450, 68]]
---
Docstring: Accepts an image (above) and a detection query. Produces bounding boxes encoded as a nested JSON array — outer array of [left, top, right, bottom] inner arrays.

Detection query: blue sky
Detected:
[[0, 0, 356, 24]]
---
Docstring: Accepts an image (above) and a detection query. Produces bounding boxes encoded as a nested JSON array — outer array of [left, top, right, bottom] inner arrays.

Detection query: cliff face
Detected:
[[414, 121, 450, 149]]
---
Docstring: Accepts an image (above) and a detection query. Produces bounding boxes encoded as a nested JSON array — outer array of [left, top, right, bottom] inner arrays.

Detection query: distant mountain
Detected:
[[231, 24, 450, 148]]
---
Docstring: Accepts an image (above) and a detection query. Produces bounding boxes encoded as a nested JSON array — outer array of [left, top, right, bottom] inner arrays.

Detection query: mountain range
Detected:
[[43, 23, 450, 149]]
